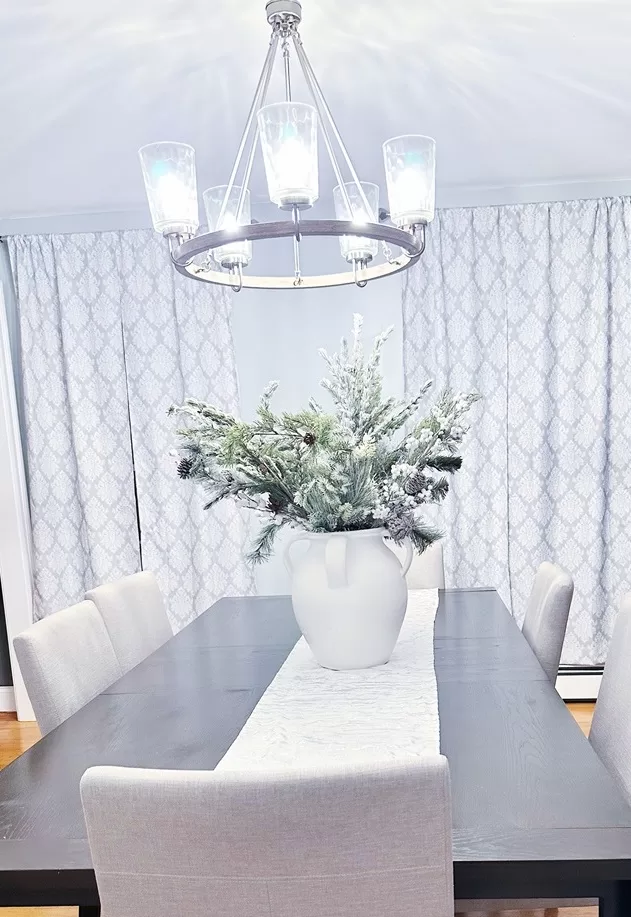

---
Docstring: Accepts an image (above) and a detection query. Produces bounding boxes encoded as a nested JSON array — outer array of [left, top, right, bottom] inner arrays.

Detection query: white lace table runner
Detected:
[[217, 588, 440, 770]]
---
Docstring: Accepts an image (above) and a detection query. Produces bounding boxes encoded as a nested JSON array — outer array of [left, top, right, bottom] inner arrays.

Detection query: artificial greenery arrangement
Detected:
[[170, 315, 480, 564]]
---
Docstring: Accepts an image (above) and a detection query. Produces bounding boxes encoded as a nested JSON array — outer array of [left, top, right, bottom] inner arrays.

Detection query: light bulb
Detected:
[[138, 142, 199, 236], [221, 213, 238, 232], [275, 136, 312, 207], [155, 173, 191, 222], [352, 209, 369, 227], [258, 103, 319, 210], [383, 135, 435, 228], [203, 185, 252, 269], [394, 168, 428, 211], [333, 182, 379, 265]]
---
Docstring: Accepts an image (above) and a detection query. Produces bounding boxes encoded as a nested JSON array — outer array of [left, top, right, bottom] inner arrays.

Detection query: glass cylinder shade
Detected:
[[333, 182, 379, 264], [138, 142, 199, 236], [383, 135, 435, 228], [257, 102, 319, 210], [203, 185, 252, 269]]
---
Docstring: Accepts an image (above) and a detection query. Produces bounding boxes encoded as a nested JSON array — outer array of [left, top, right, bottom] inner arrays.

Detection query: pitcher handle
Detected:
[[383, 534, 414, 577], [400, 537, 414, 577], [283, 531, 307, 576]]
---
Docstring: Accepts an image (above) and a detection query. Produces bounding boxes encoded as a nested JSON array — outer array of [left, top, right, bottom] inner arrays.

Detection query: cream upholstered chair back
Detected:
[[86, 571, 172, 674], [406, 541, 446, 589], [13, 601, 121, 735], [590, 593, 631, 806], [81, 757, 454, 917], [521, 561, 574, 684]]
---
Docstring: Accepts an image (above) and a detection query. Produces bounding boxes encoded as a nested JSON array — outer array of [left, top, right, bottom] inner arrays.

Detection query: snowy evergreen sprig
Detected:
[[169, 316, 480, 563]]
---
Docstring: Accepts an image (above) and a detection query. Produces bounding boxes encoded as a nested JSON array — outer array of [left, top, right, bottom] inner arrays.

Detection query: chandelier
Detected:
[[138, 0, 436, 291]]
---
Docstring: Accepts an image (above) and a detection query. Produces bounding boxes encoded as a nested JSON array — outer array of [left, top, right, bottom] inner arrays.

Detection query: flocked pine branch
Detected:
[[169, 316, 480, 562]]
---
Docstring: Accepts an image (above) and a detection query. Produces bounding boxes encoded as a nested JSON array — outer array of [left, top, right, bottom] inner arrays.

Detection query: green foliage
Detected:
[[170, 314, 480, 562]]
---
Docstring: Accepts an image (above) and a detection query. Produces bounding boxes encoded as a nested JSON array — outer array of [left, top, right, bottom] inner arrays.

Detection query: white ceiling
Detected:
[[2, 0, 631, 233]]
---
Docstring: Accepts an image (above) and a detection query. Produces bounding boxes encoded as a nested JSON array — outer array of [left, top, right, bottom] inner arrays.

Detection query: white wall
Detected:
[[231, 237, 404, 594]]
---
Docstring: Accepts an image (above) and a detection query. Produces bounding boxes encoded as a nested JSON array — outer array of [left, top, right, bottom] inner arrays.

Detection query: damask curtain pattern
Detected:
[[403, 197, 631, 665], [9, 230, 254, 628]]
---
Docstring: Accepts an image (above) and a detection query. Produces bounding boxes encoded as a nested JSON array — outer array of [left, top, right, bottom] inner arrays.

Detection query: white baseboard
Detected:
[[556, 672, 602, 701], [0, 686, 16, 712]]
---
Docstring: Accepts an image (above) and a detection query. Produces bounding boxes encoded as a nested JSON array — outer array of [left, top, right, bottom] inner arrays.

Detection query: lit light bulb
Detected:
[[203, 185, 252, 269], [220, 212, 238, 232], [352, 209, 369, 228], [393, 168, 428, 214], [333, 182, 379, 265], [383, 136, 435, 228], [275, 135, 313, 207], [258, 103, 319, 210], [155, 173, 190, 221], [138, 142, 199, 236]]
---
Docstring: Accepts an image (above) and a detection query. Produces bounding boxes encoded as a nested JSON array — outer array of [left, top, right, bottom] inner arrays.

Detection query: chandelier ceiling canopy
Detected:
[[139, 0, 436, 291]]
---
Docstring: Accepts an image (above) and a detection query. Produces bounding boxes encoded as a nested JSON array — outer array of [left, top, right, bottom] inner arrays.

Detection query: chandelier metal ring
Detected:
[[170, 221, 426, 291]]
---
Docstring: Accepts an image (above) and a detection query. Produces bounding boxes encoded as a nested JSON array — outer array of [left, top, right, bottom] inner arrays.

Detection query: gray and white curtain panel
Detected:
[[403, 196, 631, 665], [8, 230, 254, 629]]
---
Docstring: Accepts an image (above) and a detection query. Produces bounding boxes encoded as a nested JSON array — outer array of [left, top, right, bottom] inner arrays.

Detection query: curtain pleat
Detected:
[[403, 197, 631, 666], [9, 230, 254, 627]]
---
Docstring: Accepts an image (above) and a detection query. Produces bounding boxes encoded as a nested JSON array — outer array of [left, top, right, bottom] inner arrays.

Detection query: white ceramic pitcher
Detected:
[[283, 527, 413, 670]]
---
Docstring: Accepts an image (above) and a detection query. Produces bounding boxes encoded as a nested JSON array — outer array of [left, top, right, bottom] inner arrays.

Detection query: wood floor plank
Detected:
[[0, 714, 39, 769], [566, 702, 594, 738]]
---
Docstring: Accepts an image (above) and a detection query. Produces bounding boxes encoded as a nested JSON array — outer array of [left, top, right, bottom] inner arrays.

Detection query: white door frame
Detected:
[[0, 283, 35, 719]]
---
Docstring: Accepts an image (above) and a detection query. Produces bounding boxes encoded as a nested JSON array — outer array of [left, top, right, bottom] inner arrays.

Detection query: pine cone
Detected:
[[385, 512, 413, 542], [303, 431, 316, 446], [268, 495, 286, 514], [403, 467, 427, 495], [177, 457, 194, 479]]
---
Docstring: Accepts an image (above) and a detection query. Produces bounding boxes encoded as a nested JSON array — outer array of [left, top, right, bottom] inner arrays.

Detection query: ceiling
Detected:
[[1, 0, 631, 233]]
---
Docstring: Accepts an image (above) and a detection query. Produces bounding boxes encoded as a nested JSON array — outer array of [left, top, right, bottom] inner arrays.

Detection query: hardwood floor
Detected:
[[566, 702, 594, 738], [0, 706, 600, 917], [0, 714, 40, 768]]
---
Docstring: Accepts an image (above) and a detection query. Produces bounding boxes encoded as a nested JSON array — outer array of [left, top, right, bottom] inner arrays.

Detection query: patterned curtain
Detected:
[[403, 197, 631, 665], [8, 230, 254, 629]]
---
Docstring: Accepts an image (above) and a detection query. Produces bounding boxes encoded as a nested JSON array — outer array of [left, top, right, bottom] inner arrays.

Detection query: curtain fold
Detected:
[[9, 230, 254, 628], [403, 197, 631, 665]]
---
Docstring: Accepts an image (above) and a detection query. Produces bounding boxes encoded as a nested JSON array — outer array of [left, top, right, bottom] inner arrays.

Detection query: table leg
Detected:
[[600, 881, 631, 917], [78, 907, 100, 917]]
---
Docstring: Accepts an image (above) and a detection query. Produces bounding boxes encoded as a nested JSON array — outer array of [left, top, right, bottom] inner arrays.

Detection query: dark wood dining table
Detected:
[[1, 588, 631, 916]]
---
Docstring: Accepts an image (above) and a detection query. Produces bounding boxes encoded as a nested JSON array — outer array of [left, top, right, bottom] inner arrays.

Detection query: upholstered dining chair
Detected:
[[406, 541, 446, 589], [13, 600, 122, 735], [86, 571, 172, 675], [81, 757, 454, 917], [521, 561, 574, 684]]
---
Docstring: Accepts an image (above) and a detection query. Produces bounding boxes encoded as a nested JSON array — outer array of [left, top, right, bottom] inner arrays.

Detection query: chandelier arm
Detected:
[[282, 33, 293, 101], [290, 34, 352, 215], [235, 29, 278, 222], [218, 30, 280, 229], [235, 133, 261, 226], [292, 33, 375, 221]]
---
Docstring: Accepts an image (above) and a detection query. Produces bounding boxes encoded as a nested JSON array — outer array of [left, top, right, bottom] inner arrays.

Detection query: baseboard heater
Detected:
[[556, 665, 603, 701]]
